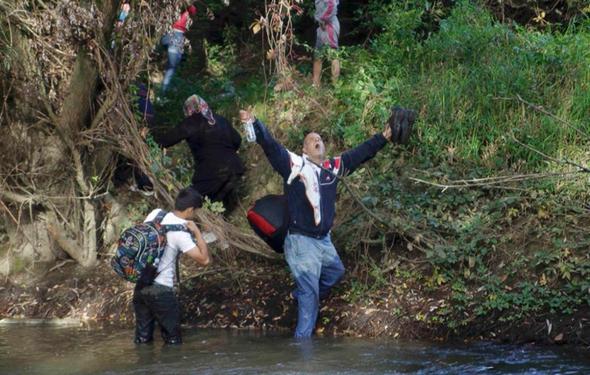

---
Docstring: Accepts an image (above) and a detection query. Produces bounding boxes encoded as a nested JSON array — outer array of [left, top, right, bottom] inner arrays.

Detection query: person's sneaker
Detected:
[[129, 184, 154, 197], [134, 337, 153, 344], [164, 337, 182, 345], [138, 188, 154, 197]]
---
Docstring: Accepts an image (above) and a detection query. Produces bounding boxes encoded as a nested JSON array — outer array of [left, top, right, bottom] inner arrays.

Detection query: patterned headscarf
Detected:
[[183, 94, 215, 125]]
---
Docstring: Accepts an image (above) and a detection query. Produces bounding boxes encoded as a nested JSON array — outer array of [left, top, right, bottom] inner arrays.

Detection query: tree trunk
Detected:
[[0, 0, 276, 275], [0, 0, 118, 270]]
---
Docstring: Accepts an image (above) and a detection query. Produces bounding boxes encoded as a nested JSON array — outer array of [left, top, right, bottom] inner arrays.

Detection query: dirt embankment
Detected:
[[1, 257, 588, 346]]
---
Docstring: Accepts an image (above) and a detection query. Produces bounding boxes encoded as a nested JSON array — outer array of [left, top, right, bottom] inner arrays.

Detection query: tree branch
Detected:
[[0, 189, 39, 204], [511, 134, 590, 173], [515, 94, 589, 139], [409, 171, 580, 191], [45, 209, 96, 268]]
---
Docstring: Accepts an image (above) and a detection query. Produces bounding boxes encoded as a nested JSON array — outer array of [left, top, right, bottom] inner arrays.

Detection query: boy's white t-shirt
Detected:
[[144, 209, 197, 288]]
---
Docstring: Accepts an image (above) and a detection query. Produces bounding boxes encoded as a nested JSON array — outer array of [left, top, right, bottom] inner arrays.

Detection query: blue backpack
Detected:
[[111, 210, 187, 286]]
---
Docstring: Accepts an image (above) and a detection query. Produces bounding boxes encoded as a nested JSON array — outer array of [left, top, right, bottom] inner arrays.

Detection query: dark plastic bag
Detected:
[[388, 106, 417, 145]]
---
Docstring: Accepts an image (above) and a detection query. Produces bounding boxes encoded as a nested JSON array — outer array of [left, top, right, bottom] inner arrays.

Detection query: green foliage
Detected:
[[163, 0, 590, 334], [202, 196, 226, 215], [145, 134, 172, 178], [204, 28, 238, 78], [0, 29, 15, 73], [344, 279, 371, 303], [324, 0, 590, 330], [119, 199, 151, 231], [336, 0, 590, 170]]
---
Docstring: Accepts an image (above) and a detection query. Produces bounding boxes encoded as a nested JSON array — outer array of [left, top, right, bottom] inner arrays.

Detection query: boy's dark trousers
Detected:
[[133, 283, 182, 344]]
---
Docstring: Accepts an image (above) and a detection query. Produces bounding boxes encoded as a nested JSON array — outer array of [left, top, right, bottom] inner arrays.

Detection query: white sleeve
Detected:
[[168, 231, 197, 253], [143, 209, 161, 223]]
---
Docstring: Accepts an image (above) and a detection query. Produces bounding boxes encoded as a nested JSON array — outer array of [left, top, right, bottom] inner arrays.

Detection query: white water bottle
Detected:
[[243, 119, 256, 142]]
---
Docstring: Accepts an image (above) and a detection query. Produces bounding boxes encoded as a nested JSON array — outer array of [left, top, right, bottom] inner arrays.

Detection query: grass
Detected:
[[156, 0, 590, 333]]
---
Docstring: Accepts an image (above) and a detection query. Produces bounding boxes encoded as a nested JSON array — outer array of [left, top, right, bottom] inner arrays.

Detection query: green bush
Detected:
[[165, 0, 590, 332], [336, 0, 589, 172], [326, 0, 590, 327]]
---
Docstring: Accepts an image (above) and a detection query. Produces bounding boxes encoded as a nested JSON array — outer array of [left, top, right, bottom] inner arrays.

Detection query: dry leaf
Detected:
[[250, 21, 262, 34]]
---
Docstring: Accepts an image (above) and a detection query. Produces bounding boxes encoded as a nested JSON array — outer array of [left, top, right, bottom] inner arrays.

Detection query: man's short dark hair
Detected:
[[175, 187, 203, 211]]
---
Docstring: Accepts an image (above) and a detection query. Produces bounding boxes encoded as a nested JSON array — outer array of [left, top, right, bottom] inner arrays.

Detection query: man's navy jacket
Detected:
[[254, 119, 388, 239]]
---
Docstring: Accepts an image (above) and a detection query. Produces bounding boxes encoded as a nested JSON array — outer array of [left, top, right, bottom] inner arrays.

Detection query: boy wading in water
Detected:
[[239, 109, 394, 338], [133, 187, 211, 344]]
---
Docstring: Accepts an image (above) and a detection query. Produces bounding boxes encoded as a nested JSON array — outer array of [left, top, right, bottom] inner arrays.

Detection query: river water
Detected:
[[0, 325, 588, 374]]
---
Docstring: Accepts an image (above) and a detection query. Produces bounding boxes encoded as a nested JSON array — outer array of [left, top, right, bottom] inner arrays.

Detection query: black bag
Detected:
[[247, 195, 289, 253], [389, 106, 417, 145]]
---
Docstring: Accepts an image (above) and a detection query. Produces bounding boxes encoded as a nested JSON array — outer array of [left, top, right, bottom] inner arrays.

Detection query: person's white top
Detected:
[[144, 209, 197, 288]]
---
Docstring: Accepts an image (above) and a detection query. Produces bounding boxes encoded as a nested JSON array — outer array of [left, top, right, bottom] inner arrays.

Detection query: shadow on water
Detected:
[[0, 325, 589, 374]]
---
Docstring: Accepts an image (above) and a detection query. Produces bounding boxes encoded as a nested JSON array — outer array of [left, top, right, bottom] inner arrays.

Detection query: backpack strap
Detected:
[[162, 224, 189, 233], [161, 224, 193, 291], [152, 211, 190, 234], [152, 209, 169, 225], [176, 252, 182, 293]]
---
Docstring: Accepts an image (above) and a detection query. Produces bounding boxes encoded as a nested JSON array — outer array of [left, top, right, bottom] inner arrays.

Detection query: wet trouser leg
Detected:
[[285, 233, 345, 338], [133, 286, 155, 343], [318, 235, 345, 299], [134, 284, 182, 344]]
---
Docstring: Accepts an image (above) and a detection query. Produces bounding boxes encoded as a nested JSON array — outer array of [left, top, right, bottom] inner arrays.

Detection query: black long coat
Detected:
[[157, 113, 245, 199]]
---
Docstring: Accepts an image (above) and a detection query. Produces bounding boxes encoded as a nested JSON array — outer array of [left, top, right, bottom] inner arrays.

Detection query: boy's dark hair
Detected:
[[175, 187, 203, 211]]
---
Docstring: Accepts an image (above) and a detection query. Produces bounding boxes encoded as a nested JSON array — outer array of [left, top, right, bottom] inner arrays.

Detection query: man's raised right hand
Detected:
[[239, 110, 254, 123]]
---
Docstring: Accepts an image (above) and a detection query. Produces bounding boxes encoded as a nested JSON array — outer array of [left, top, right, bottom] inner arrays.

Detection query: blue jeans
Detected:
[[284, 232, 345, 338], [162, 31, 184, 92]]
